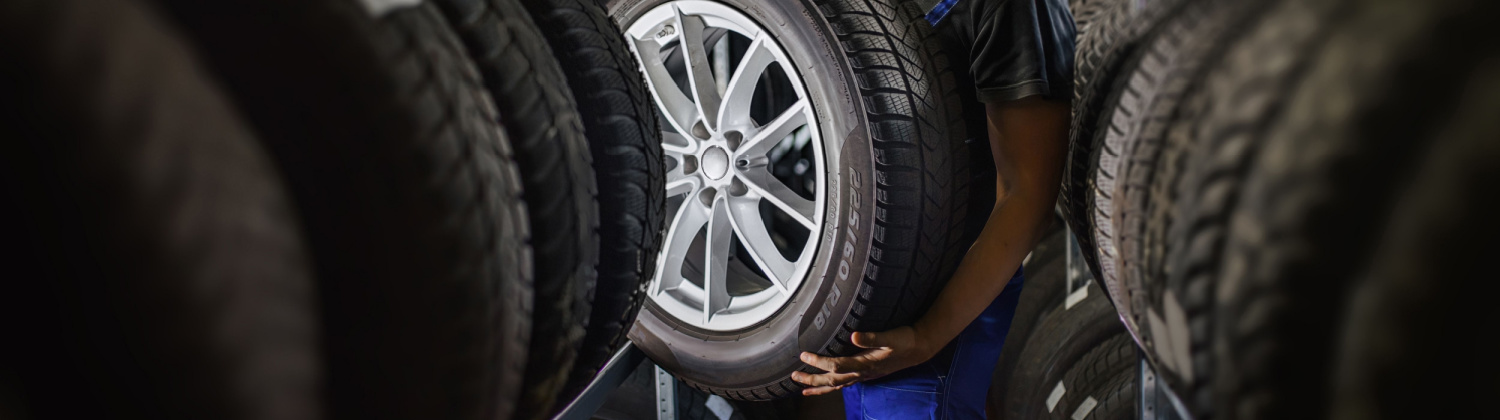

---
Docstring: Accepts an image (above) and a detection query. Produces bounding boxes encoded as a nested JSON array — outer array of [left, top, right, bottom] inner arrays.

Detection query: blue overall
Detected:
[[842, 268, 1024, 420]]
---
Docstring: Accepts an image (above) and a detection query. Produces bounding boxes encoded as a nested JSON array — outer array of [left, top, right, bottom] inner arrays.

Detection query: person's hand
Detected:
[[789, 326, 939, 396]]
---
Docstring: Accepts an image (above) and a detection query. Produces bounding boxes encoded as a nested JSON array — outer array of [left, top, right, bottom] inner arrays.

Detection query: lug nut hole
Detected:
[[698, 186, 717, 207], [692, 120, 711, 140]]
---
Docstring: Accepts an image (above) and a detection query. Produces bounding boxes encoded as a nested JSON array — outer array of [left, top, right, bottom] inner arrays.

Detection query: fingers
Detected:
[[793, 352, 865, 389], [799, 352, 849, 373], [802, 385, 841, 396], [851, 331, 886, 349], [790, 370, 860, 387]]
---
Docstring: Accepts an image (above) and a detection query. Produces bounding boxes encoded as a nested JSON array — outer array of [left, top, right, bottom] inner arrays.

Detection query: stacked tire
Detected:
[[1066, 0, 1500, 418]]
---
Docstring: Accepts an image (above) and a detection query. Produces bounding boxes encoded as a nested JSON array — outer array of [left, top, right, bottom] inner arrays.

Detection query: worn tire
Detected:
[[155, 1, 534, 419], [610, 0, 974, 400], [516, 0, 667, 407], [429, 0, 601, 417], [0, 0, 320, 418]]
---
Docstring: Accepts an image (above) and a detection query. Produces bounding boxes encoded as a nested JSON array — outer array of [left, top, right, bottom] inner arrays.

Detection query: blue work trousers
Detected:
[[843, 268, 1024, 420]]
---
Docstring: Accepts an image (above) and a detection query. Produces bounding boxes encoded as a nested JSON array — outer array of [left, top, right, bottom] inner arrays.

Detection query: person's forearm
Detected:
[[911, 177, 1055, 347], [909, 97, 1069, 354]]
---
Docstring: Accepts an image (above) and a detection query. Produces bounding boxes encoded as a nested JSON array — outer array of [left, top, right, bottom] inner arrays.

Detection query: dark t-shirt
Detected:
[[922, 0, 1077, 103]]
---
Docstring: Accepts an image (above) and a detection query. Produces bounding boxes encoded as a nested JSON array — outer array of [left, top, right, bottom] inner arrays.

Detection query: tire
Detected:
[[1004, 219, 1073, 356], [1085, 0, 1268, 384], [0, 375, 17, 420], [1058, 0, 1184, 319], [609, 0, 974, 400], [903, 0, 1001, 243], [154, 1, 533, 419], [674, 381, 727, 420], [428, 0, 601, 418], [1069, 0, 1098, 35], [1145, 0, 1498, 417], [515, 0, 667, 407], [1329, 50, 1500, 420], [1049, 334, 1138, 420], [1071, 365, 1139, 420], [0, 0, 319, 418], [676, 378, 799, 420], [996, 281, 1127, 420]]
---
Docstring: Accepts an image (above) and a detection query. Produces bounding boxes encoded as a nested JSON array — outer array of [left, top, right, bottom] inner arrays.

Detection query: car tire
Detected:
[[1082, 0, 1268, 391], [996, 280, 1126, 419], [1063, 361, 1139, 420], [1070, 0, 1098, 35], [1121, 0, 1499, 417], [1049, 334, 1138, 420], [1330, 45, 1500, 420], [429, 0, 602, 417], [608, 0, 975, 400], [0, 0, 320, 418], [1059, 0, 1185, 317], [987, 219, 1070, 415], [1195, 0, 1497, 417], [514, 0, 668, 408], [153, 1, 534, 419]]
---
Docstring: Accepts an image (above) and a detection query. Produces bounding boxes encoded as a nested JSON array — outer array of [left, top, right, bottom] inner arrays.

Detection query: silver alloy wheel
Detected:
[[624, 1, 826, 331]]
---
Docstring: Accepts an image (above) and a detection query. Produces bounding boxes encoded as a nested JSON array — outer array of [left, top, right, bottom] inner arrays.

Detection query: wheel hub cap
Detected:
[[701, 146, 729, 180]]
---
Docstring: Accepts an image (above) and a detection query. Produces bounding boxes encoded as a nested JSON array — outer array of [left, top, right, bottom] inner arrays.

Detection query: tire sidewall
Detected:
[[610, 0, 879, 391]]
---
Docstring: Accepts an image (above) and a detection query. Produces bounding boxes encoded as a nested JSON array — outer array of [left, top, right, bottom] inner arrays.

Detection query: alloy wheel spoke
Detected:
[[664, 162, 696, 197], [726, 196, 794, 293], [716, 35, 777, 130], [655, 197, 708, 295], [703, 196, 733, 323], [663, 130, 698, 197], [736, 167, 817, 229], [662, 131, 696, 156], [736, 100, 809, 159], [673, 6, 722, 132], [632, 37, 699, 138]]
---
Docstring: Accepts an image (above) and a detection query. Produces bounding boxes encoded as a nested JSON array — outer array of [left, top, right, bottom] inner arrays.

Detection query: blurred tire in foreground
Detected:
[[155, 0, 534, 419], [0, 0, 321, 418]]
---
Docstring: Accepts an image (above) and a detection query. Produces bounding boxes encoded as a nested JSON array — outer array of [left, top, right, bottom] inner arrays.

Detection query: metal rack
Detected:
[[553, 342, 677, 420], [1138, 356, 1193, 420]]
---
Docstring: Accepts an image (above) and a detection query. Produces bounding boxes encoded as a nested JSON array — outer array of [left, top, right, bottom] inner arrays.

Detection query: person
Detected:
[[790, 0, 1076, 418]]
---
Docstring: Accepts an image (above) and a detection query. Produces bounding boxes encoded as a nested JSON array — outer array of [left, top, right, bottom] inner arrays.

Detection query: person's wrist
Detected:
[[907, 323, 942, 360]]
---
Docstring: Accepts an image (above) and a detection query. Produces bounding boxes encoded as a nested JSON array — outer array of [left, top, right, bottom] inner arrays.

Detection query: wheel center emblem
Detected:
[[702, 146, 729, 180]]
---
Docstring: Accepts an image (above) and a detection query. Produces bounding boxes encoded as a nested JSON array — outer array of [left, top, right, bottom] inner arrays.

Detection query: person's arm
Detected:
[[792, 95, 1069, 396]]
